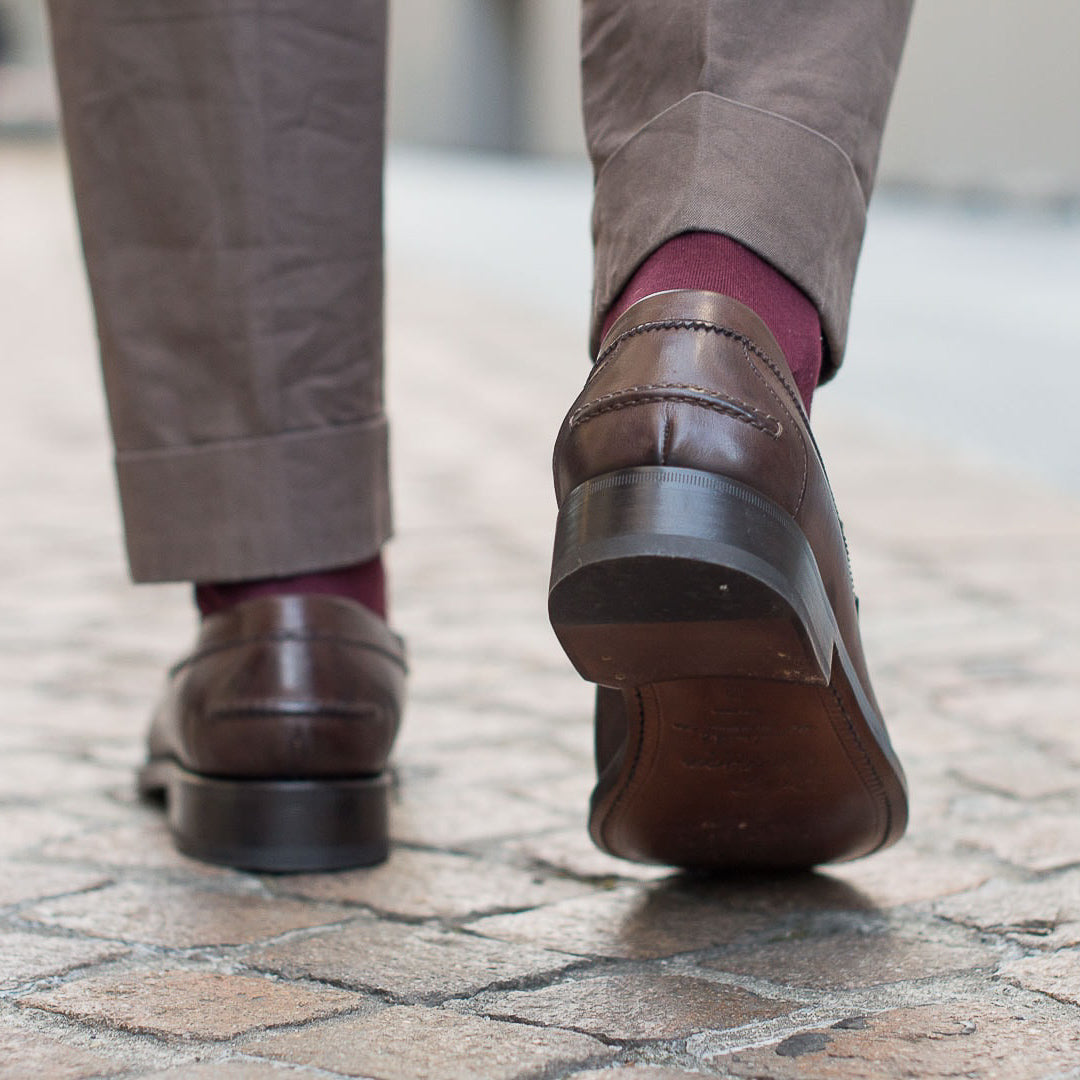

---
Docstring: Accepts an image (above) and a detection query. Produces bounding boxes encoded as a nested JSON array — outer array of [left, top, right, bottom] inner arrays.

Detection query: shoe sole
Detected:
[[138, 760, 390, 872], [549, 466, 908, 870]]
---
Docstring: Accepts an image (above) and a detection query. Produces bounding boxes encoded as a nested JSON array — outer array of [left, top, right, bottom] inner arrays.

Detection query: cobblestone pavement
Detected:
[[2, 143, 1080, 1079]]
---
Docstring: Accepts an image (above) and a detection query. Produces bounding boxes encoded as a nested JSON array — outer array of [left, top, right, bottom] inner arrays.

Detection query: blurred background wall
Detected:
[[385, 0, 1080, 201], [880, 1, 1080, 202], [0, 0, 49, 133], [3, 0, 1079, 198]]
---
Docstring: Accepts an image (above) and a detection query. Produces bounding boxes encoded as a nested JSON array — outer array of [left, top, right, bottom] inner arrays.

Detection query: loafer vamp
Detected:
[[148, 594, 406, 780]]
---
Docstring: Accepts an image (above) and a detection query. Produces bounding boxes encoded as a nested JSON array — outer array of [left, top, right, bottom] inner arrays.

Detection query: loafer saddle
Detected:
[[549, 289, 908, 870], [138, 593, 406, 871]]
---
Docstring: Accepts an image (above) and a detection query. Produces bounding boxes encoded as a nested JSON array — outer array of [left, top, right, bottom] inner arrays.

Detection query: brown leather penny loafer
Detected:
[[549, 290, 908, 871], [138, 594, 406, 872]]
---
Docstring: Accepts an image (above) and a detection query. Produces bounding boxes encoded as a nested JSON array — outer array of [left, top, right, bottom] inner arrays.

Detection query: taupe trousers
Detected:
[[47, 0, 912, 584]]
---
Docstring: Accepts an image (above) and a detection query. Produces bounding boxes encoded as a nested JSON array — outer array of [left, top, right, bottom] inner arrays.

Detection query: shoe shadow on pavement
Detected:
[[609, 869, 994, 1007], [609, 870, 891, 974]]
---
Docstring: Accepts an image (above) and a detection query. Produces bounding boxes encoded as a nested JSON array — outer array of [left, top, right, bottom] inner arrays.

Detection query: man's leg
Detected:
[[549, 0, 913, 869], [581, 0, 913, 377], [47, 0, 405, 871], [48, 0, 391, 583]]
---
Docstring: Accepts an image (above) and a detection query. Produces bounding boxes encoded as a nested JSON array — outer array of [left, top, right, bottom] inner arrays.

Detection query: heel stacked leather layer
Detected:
[[138, 761, 390, 872], [549, 466, 908, 870]]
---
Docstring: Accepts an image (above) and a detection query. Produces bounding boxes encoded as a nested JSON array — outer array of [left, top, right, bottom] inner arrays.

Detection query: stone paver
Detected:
[[701, 928, 999, 990], [0, 1020, 130, 1080], [467, 973, 795, 1040], [143, 1065, 306, 1079], [20, 969, 368, 1040], [39, 818, 240, 877], [2, 141, 1080, 1076], [574, 1070, 711, 1080], [0, 931, 127, 990], [951, 745, 1080, 800], [955, 810, 1080, 872], [499, 828, 675, 884], [246, 1005, 612, 1079], [0, 807, 87, 858], [933, 872, 1080, 949], [247, 916, 581, 1001], [707, 1001, 1080, 1079], [23, 880, 353, 947], [0, 864, 110, 908], [1000, 950, 1080, 1007], [467, 885, 772, 960], [267, 846, 591, 919], [822, 844, 995, 908], [389, 782, 573, 847], [469, 872, 886, 960]]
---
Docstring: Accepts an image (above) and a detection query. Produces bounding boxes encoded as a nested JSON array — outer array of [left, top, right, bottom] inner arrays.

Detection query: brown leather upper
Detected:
[[147, 594, 406, 779], [553, 289, 876, 702]]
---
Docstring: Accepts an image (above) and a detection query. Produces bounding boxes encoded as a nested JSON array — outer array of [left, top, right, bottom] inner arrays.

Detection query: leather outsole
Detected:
[[549, 465, 908, 870]]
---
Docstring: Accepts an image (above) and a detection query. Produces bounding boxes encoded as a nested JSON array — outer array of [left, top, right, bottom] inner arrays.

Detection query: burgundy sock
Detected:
[[195, 555, 387, 620], [601, 233, 822, 412]]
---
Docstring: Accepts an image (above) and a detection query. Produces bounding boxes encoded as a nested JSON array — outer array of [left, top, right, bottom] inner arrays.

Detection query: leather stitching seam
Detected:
[[592, 319, 801, 405], [569, 384, 781, 437], [826, 683, 890, 845], [740, 341, 809, 512]]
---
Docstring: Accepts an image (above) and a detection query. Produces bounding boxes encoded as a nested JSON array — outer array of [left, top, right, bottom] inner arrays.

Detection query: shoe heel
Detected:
[[140, 762, 390, 872], [551, 467, 907, 869], [549, 466, 836, 688]]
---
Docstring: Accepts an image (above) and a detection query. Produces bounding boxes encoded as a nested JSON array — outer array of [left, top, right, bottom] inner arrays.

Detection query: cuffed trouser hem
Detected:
[[117, 418, 391, 584], [590, 91, 867, 377]]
